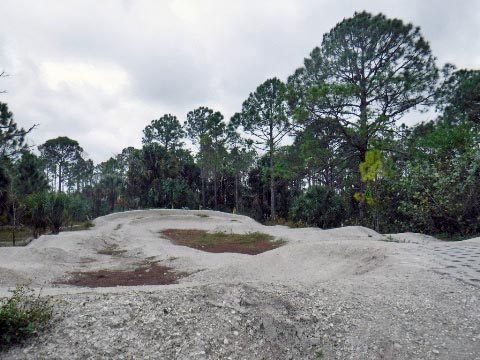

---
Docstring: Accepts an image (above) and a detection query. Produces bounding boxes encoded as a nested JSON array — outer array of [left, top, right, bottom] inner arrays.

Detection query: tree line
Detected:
[[1, 11, 479, 242]]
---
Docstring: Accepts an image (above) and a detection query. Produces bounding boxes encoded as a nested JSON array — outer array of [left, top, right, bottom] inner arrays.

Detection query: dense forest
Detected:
[[1, 12, 479, 242]]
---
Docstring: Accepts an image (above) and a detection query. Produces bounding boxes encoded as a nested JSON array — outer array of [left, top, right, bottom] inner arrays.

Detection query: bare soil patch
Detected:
[[160, 229, 283, 255], [58, 262, 183, 287]]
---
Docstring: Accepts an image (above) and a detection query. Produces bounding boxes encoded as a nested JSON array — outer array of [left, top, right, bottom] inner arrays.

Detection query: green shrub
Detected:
[[25, 192, 49, 238], [26, 192, 92, 235], [46, 192, 70, 234], [25, 191, 70, 235], [290, 185, 344, 229], [0, 286, 53, 351], [67, 195, 90, 224]]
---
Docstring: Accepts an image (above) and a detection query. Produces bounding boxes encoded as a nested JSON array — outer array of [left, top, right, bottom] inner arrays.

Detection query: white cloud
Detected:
[[40, 61, 129, 96], [0, 0, 479, 163]]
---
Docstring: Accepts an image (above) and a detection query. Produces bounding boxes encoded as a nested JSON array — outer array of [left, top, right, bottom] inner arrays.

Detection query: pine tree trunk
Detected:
[[358, 147, 367, 222], [201, 169, 205, 209], [358, 72, 368, 223], [270, 145, 275, 219], [269, 120, 275, 219], [235, 173, 239, 211], [11, 201, 16, 246], [214, 174, 218, 210], [58, 164, 62, 192], [223, 176, 227, 207]]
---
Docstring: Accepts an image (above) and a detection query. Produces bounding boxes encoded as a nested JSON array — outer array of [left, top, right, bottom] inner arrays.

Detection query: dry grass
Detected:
[[195, 213, 209, 218], [64, 221, 94, 232], [97, 243, 127, 256], [0, 227, 32, 247]]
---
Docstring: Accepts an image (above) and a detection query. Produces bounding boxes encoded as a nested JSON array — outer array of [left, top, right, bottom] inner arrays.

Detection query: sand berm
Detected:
[[1, 209, 479, 359]]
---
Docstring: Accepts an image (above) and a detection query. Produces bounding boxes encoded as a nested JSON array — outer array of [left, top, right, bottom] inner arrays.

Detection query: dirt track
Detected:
[[1, 210, 479, 359]]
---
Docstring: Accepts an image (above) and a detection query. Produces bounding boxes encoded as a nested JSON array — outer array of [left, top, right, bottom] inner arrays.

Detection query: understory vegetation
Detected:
[[1, 11, 479, 241], [0, 286, 53, 351]]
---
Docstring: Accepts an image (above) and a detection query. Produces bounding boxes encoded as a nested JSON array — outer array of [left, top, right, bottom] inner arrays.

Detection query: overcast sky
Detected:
[[1, 0, 479, 162]]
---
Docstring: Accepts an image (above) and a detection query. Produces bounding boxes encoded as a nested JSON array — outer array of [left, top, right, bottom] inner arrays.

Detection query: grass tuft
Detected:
[[314, 349, 324, 357], [195, 213, 209, 218], [381, 235, 408, 243], [264, 217, 308, 228]]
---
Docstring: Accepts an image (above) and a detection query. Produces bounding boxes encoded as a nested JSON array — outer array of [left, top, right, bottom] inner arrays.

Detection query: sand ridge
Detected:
[[0, 209, 414, 292], [1, 209, 479, 359]]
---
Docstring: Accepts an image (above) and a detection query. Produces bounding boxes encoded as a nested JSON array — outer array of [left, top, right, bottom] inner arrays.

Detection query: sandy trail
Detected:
[[1, 209, 479, 359]]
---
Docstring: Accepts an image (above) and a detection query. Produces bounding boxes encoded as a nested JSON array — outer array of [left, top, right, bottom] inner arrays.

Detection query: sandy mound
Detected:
[[0, 209, 472, 292], [1, 209, 392, 290], [0, 209, 479, 359]]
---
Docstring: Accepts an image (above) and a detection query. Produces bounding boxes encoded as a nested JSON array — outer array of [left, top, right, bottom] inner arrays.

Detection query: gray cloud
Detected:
[[0, 0, 479, 162]]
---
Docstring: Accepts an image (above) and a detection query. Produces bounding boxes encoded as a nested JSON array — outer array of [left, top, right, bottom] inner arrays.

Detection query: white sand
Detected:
[[0, 209, 447, 294], [1, 210, 480, 359]]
